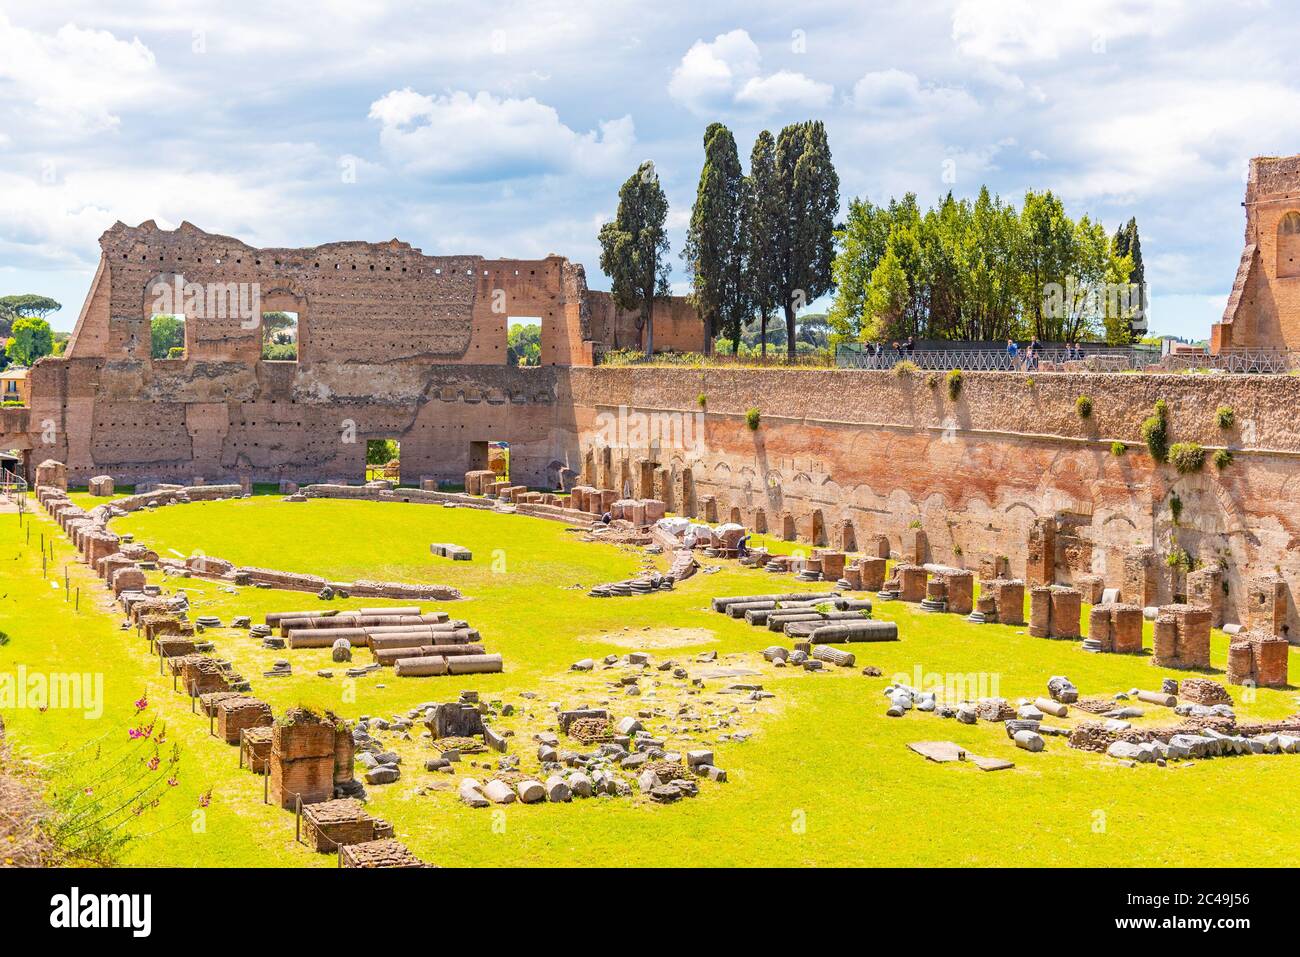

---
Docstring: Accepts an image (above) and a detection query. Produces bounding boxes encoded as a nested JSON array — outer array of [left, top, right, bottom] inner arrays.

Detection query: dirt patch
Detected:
[[577, 627, 718, 650]]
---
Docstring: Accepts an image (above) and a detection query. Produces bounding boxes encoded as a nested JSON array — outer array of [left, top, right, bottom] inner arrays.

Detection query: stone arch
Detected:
[[1278, 211, 1300, 278], [782, 512, 797, 540]]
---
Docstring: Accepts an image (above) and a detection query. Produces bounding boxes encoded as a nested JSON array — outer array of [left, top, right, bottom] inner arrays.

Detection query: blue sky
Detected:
[[1, 1, 1297, 339]]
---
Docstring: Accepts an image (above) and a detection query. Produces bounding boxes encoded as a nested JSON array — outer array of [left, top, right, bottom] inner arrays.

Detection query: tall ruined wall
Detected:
[[1213, 154, 1300, 351], [69, 220, 593, 367], [584, 290, 708, 354], [563, 367, 1300, 633], [8, 221, 600, 487]]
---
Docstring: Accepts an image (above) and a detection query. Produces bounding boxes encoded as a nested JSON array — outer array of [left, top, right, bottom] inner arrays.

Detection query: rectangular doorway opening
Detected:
[[366, 439, 400, 484], [470, 439, 509, 483], [507, 317, 541, 367], [262, 311, 299, 361], [150, 313, 186, 360]]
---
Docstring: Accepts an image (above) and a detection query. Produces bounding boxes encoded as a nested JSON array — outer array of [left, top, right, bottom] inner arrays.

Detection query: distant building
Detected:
[[1213, 154, 1300, 351], [1, 367, 28, 405]]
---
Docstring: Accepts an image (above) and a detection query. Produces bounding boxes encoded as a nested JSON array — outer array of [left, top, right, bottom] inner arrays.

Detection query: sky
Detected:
[[1, 0, 1297, 340]]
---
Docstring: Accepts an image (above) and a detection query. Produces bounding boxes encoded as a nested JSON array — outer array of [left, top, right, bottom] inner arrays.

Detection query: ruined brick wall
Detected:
[[1213, 154, 1300, 350], [563, 367, 1300, 634], [0, 222, 682, 488], [584, 291, 708, 355]]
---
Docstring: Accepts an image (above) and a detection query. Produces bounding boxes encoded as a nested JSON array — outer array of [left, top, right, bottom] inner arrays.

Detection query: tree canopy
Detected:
[[507, 322, 541, 366], [150, 314, 186, 359], [683, 123, 749, 353], [598, 160, 671, 354], [4, 315, 55, 367], [829, 188, 1138, 345]]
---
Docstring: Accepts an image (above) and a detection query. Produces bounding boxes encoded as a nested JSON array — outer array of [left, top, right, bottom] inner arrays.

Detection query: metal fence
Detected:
[[836, 346, 1142, 371], [1, 467, 27, 505], [836, 345, 1300, 374]]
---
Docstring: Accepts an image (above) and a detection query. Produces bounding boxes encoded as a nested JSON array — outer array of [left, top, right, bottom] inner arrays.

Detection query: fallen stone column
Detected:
[[278, 612, 447, 635], [373, 644, 486, 666], [446, 653, 504, 675], [369, 629, 479, 652], [803, 620, 899, 643], [710, 592, 835, 613], [812, 645, 856, 667], [267, 607, 424, 626], [393, 656, 449, 677]]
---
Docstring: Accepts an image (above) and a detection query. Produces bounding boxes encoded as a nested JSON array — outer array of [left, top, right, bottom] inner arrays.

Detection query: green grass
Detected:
[[3, 496, 1299, 867]]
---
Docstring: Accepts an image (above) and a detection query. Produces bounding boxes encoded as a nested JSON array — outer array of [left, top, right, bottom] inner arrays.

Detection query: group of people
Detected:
[[1006, 339, 1085, 370], [854, 337, 1088, 370]]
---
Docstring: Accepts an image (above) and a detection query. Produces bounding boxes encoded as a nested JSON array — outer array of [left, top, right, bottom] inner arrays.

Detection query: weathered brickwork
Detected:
[[8, 223, 1300, 641], [1213, 154, 1300, 350]]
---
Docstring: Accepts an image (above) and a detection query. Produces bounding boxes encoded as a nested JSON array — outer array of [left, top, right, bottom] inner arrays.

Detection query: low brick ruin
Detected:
[[1084, 603, 1144, 654], [1226, 630, 1290, 687], [1151, 604, 1212, 670], [1028, 586, 1082, 639]]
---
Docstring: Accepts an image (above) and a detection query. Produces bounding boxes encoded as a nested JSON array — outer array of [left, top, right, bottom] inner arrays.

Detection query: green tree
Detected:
[[684, 123, 748, 354], [0, 295, 61, 337], [598, 160, 671, 355], [1111, 217, 1146, 341], [772, 121, 840, 361], [150, 314, 186, 359], [366, 439, 399, 466], [744, 130, 784, 357], [862, 244, 911, 342], [5, 315, 55, 366], [507, 322, 541, 366]]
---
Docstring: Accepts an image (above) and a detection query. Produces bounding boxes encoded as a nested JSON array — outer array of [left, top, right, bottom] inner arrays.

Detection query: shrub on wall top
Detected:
[[1076, 395, 1093, 418], [1141, 414, 1169, 462], [1214, 448, 1233, 470], [745, 407, 761, 430], [892, 360, 919, 376], [946, 368, 963, 400], [1111, 441, 1126, 456], [1215, 405, 1234, 429], [1168, 441, 1205, 474]]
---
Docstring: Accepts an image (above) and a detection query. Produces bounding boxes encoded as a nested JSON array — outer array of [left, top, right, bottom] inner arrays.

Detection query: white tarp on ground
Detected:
[[655, 517, 691, 537]]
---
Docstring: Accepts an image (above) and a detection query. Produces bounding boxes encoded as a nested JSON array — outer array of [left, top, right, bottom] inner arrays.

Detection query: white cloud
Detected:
[[369, 89, 634, 179], [0, 13, 159, 134], [848, 69, 978, 117], [668, 29, 830, 115], [951, 0, 1180, 65], [736, 70, 832, 112]]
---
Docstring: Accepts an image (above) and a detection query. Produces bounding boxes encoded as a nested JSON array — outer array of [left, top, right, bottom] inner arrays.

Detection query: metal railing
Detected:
[[836, 347, 1142, 372], [836, 345, 1300, 375], [1, 467, 27, 505]]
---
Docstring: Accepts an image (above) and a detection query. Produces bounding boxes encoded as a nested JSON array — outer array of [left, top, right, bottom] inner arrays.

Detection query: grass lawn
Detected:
[[3, 494, 1299, 867]]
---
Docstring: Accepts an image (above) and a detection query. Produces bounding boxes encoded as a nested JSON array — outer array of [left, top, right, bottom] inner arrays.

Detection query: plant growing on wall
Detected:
[[1141, 399, 1169, 462], [892, 359, 918, 376], [745, 407, 761, 430], [1165, 546, 1195, 572], [1214, 448, 1233, 469], [946, 368, 962, 400], [1215, 405, 1234, 429], [1169, 491, 1182, 526], [1111, 441, 1126, 456], [697, 393, 707, 408], [1076, 395, 1093, 418], [1168, 441, 1205, 474]]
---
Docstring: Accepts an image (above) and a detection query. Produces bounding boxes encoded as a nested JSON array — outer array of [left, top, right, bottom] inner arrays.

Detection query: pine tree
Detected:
[[772, 121, 840, 361], [744, 130, 783, 358], [598, 161, 671, 356], [683, 124, 746, 354]]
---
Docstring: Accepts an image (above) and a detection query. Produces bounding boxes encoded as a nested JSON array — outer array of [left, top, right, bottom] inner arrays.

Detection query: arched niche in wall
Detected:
[[1278, 211, 1300, 278]]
